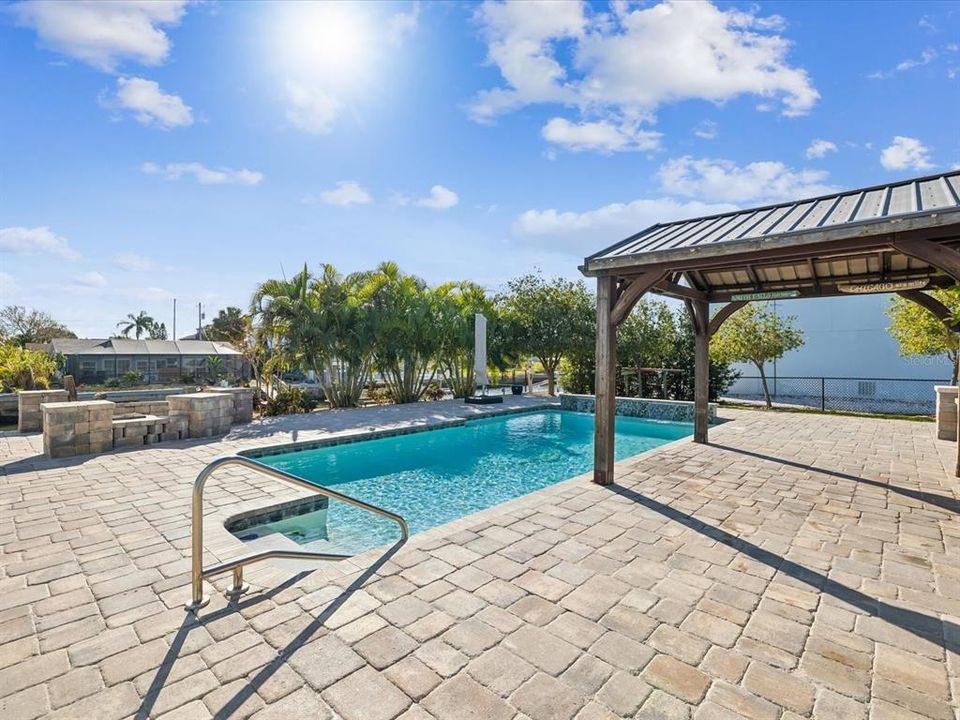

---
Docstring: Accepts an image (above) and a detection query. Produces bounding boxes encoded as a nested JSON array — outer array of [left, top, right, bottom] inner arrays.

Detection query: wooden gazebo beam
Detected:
[[898, 290, 960, 331]]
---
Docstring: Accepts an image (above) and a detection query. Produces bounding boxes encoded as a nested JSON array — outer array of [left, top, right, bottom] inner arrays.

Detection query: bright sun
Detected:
[[271, 1, 376, 89]]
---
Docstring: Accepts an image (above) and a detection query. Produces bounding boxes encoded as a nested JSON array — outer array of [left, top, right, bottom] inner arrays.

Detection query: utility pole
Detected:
[[197, 303, 205, 340]]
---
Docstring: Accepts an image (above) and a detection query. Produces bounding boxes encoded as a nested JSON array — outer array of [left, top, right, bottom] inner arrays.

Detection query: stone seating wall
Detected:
[[39, 390, 254, 458], [42, 400, 114, 458], [166, 392, 235, 439], [17, 390, 69, 432], [113, 415, 189, 449]]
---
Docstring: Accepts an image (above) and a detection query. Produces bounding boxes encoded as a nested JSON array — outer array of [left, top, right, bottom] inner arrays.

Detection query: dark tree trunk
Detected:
[[756, 362, 772, 409]]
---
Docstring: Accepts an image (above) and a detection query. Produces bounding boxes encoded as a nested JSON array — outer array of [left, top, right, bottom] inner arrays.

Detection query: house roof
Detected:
[[44, 338, 241, 356], [583, 170, 960, 275]]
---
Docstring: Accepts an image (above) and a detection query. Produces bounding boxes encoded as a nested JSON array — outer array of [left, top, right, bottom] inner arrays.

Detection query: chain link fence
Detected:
[[722, 376, 950, 416]]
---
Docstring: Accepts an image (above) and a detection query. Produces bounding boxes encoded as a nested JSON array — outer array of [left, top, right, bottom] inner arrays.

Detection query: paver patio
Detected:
[[1, 398, 958, 720]]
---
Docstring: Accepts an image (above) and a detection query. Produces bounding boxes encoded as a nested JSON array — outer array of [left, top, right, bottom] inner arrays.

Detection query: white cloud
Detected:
[[0, 226, 81, 261], [415, 185, 459, 210], [10, 0, 189, 72], [113, 253, 158, 272], [805, 139, 837, 159], [309, 181, 373, 207], [871, 47, 944, 79], [141, 162, 263, 186], [693, 120, 718, 140], [880, 136, 933, 171], [896, 49, 937, 72], [541, 118, 661, 153], [283, 81, 342, 135], [104, 77, 193, 129], [658, 156, 836, 203], [387, 1, 420, 45], [514, 197, 738, 253], [470, 0, 817, 151], [73, 271, 107, 288]]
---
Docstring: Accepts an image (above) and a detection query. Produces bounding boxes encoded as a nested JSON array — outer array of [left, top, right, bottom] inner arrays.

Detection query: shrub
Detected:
[[263, 386, 318, 416], [104, 377, 122, 388], [120, 370, 145, 387], [367, 386, 392, 405], [423, 382, 444, 401], [0, 344, 58, 392], [557, 352, 594, 395]]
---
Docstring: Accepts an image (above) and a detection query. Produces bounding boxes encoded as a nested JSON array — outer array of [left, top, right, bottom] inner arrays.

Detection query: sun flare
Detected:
[[270, 1, 376, 88]]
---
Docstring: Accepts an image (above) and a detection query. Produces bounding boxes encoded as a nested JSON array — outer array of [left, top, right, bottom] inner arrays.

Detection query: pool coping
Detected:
[[202, 402, 701, 594], [238, 403, 559, 459]]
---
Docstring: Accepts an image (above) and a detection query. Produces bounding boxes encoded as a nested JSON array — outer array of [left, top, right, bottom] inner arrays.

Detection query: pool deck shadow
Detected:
[[607, 482, 957, 654], [709, 442, 960, 515]]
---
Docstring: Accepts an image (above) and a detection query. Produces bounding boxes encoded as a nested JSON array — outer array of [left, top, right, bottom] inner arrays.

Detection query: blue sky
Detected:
[[1, 0, 958, 339]]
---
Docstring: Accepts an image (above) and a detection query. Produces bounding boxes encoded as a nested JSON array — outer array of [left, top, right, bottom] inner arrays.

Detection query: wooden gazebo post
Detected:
[[594, 276, 617, 485], [689, 299, 711, 444]]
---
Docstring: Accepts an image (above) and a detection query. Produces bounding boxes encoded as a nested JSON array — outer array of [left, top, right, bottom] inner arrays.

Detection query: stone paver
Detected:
[[2, 400, 959, 718]]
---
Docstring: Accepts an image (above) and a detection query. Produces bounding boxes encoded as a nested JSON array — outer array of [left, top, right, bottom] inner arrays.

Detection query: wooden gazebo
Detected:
[[580, 171, 960, 485]]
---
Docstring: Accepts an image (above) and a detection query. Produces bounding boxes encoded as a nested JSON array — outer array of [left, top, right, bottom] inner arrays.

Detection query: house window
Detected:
[[117, 359, 131, 373]]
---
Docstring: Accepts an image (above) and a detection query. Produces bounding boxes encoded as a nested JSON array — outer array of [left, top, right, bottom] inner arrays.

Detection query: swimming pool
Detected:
[[235, 409, 691, 555]]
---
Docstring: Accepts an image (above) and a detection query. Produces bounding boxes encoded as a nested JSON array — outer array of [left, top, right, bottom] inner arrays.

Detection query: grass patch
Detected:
[[719, 401, 934, 423]]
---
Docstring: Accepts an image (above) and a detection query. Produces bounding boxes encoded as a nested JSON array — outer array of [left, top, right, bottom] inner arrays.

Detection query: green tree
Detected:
[[117, 311, 156, 340], [665, 312, 740, 402], [364, 262, 440, 404], [205, 307, 247, 345], [251, 264, 321, 392], [0, 305, 76, 345], [434, 281, 495, 397], [710, 303, 804, 408], [497, 273, 594, 395], [251, 263, 378, 408], [617, 298, 676, 397], [886, 287, 960, 383], [309, 264, 376, 408], [147, 320, 167, 340]]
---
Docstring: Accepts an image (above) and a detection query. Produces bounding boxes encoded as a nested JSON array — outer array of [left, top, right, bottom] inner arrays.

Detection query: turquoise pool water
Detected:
[[241, 410, 691, 555]]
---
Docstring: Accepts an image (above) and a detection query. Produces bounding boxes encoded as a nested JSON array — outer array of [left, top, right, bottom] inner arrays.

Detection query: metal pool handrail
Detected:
[[184, 455, 408, 612]]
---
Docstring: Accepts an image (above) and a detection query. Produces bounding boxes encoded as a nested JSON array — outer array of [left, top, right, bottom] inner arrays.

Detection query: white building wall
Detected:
[[737, 294, 951, 380]]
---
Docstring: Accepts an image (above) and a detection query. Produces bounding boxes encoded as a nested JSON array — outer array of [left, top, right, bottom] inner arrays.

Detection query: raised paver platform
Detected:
[[1, 398, 958, 719]]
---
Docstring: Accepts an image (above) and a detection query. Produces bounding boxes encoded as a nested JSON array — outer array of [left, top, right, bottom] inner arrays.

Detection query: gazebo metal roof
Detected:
[[582, 170, 960, 304]]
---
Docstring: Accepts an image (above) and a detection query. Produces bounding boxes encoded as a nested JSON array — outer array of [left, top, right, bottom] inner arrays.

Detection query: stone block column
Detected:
[[935, 385, 958, 440], [42, 400, 114, 458], [18, 389, 68, 432], [167, 392, 234, 438], [206, 387, 255, 424]]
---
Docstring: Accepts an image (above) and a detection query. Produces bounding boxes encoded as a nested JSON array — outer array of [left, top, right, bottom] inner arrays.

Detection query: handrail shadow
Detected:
[[606, 482, 956, 654], [135, 539, 403, 720], [710, 442, 960, 514]]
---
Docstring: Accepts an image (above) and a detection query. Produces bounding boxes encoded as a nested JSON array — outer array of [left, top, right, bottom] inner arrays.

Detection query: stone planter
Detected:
[[41, 400, 114, 458]]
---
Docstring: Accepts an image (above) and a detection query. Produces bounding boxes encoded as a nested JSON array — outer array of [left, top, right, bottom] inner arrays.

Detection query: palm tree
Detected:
[[250, 264, 319, 391], [364, 262, 440, 403], [117, 311, 156, 339]]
